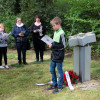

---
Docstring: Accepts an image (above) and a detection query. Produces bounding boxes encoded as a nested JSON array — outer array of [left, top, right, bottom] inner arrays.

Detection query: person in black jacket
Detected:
[[47, 17, 66, 94], [12, 17, 29, 65], [30, 15, 46, 62]]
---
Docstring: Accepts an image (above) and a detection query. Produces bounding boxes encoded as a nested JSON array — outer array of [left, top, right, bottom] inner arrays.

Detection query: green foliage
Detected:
[[8, 35, 16, 48], [63, 0, 100, 53], [0, 0, 100, 56], [11, 63, 24, 67], [0, 0, 16, 15]]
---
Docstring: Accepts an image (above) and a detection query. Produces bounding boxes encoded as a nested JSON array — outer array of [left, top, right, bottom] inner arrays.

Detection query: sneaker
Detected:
[[5, 65, 9, 68], [0, 66, 4, 69], [47, 85, 57, 90], [52, 87, 63, 94]]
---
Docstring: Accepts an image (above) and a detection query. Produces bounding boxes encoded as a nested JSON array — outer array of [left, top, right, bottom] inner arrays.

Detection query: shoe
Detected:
[[0, 66, 4, 69], [47, 85, 57, 90], [23, 62, 28, 65], [52, 87, 63, 94], [36, 59, 39, 62], [40, 59, 43, 62], [5, 65, 9, 68]]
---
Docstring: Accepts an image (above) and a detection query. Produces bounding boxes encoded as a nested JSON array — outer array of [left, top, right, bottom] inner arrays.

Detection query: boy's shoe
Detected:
[[52, 87, 63, 94], [0, 66, 4, 69], [47, 85, 57, 90], [5, 65, 9, 69]]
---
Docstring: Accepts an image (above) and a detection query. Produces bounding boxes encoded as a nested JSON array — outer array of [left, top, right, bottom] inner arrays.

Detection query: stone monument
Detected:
[[68, 32, 96, 82]]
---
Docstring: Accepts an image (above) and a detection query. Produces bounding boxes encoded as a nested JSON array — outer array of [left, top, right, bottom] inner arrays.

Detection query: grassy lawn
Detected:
[[0, 49, 100, 100]]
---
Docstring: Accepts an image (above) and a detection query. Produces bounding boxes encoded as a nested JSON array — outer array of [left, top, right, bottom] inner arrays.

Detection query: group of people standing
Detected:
[[0, 15, 46, 68], [0, 15, 66, 94]]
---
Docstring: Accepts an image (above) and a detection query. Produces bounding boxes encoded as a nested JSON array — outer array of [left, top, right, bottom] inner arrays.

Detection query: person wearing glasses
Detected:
[[12, 17, 29, 65]]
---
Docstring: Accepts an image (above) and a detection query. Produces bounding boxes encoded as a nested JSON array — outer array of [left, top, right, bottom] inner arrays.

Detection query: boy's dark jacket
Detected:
[[51, 28, 66, 62]]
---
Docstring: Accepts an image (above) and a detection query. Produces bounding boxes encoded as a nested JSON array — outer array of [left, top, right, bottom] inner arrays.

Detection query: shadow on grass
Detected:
[[10, 63, 24, 68], [29, 59, 50, 65], [10, 59, 50, 68]]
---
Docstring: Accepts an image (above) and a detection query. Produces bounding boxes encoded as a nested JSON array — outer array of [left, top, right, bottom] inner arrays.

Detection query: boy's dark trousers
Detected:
[[16, 43, 27, 64], [0, 47, 7, 66]]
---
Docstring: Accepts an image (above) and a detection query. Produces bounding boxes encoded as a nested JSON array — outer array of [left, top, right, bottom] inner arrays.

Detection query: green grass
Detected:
[[0, 49, 100, 100]]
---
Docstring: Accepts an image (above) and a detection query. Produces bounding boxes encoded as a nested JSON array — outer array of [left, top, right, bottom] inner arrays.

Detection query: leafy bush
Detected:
[[0, 0, 100, 56]]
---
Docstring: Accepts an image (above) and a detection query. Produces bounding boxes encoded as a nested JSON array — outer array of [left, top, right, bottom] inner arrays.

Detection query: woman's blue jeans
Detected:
[[50, 60, 63, 88]]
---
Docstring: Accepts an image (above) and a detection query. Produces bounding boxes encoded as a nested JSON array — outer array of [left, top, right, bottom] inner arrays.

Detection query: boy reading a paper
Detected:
[[47, 17, 66, 93]]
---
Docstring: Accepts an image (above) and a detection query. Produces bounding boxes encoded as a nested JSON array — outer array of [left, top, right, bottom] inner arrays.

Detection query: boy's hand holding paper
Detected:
[[48, 43, 52, 48]]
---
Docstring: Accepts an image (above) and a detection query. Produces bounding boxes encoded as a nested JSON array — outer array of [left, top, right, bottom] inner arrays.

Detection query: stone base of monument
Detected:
[[73, 47, 79, 76], [73, 45, 91, 82], [79, 45, 91, 82]]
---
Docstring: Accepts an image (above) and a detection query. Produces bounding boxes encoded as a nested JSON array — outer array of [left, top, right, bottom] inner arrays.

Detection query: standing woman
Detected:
[[30, 15, 46, 62], [12, 17, 29, 65]]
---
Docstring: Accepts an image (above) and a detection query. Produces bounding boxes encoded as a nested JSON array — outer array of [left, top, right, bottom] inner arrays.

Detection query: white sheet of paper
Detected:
[[35, 78, 58, 86], [35, 83, 47, 86], [41, 35, 54, 44], [2, 32, 11, 38]]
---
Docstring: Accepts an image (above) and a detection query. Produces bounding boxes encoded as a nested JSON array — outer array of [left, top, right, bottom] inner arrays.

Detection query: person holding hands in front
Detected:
[[30, 15, 46, 62], [12, 17, 29, 65]]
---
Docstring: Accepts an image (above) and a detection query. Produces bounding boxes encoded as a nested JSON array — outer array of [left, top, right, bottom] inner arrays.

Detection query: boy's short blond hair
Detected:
[[0, 24, 4, 28], [50, 17, 62, 25]]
